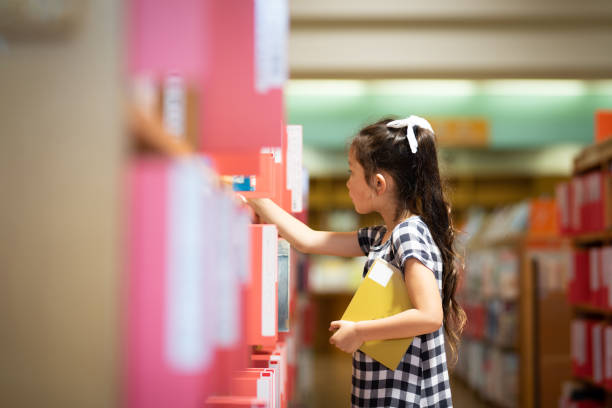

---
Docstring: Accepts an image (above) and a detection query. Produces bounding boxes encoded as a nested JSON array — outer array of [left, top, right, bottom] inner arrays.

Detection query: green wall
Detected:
[[286, 81, 612, 150]]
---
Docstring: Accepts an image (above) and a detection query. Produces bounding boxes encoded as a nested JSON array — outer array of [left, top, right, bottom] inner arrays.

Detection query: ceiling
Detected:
[[288, 0, 612, 79]]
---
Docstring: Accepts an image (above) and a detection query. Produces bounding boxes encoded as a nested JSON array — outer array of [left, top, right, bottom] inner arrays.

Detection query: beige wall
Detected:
[[0, 1, 123, 407], [289, 0, 612, 78]]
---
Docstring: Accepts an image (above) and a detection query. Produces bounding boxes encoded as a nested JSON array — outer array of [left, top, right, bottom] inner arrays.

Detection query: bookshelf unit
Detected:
[[123, 1, 309, 407], [563, 137, 612, 407], [455, 200, 572, 408]]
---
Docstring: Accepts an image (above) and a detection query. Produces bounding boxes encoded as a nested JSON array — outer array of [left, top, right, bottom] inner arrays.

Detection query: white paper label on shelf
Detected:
[[254, 0, 288, 93], [163, 75, 185, 138], [261, 225, 278, 337], [166, 161, 211, 372], [216, 195, 239, 347], [368, 260, 393, 288], [270, 354, 286, 400], [286, 125, 303, 213], [257, 375, 272, 404], [594, 325, 603, 383], [605, 327, 612, 379], [235, 211, 252, 285], [268, 363, 281, 408]]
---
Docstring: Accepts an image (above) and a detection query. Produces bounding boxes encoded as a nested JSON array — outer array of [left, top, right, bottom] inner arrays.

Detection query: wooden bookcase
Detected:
[[567, 137, 612, 402], [455, 201, 571, 408]]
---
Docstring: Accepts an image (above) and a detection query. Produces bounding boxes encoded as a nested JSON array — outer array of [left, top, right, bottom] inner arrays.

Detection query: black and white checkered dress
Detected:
[[354, 216, 452, 407]]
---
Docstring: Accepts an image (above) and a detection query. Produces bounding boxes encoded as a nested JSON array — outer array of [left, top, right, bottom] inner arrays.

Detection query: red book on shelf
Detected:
[[603, 247, 612, 310], [569, 250, 591, 305], [246, 225, 279, 347], [571, 176, 584, 235], [240, 152, 277, 200], [604, 325, 612, 389], [589, 248, 605, 308], [592, 322, 605, 385], [300, 298, 315, 347], [595, 171, 605, 232], [571, 318, 594, 379], [581, 172, 605, 233], [283, 338, 296, 404]]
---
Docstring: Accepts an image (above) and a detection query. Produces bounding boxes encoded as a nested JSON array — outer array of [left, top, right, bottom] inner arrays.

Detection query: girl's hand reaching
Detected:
[[329, 320, 363, 354]]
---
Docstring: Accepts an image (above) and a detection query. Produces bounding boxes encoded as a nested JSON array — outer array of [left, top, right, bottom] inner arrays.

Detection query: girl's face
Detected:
[[347, 148, 376, 214]]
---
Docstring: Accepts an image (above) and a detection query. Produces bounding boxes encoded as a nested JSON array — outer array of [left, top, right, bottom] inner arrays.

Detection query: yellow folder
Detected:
[[341, 258, 414, 370]]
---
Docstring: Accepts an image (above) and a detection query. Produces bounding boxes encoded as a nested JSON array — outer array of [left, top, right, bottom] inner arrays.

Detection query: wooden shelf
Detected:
[[470, 234, 566, 251], [574, 138, 612, 174], [571, 230, 612, 246], [571, 304, 612, 318], [484, 295, 519, 303], [462, 334, 518, 353], [572, 375, 611, 393], [468, 233, 524, 250]]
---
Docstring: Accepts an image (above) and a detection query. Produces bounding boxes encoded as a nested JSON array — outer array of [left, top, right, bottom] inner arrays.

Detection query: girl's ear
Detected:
[[374, 173, 387, 195]]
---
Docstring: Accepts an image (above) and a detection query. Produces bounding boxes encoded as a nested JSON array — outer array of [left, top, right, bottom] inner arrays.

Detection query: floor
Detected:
[[298, 353, 490, 408]]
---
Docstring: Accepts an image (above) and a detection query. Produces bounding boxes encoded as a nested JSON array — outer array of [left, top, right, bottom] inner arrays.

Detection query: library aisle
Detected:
[[2, 1, 612, 408], [309, 353, 488, 408]]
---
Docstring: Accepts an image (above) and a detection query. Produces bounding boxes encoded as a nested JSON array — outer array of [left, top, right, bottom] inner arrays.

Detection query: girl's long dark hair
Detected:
[[351, 117, 466, 362]]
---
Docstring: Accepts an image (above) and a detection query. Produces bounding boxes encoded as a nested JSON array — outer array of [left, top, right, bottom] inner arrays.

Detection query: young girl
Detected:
[[244, 115, 465, 407]]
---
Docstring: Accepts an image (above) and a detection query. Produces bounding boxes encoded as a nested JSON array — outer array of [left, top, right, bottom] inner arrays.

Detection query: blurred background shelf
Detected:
[[574, 137, 612, 174]]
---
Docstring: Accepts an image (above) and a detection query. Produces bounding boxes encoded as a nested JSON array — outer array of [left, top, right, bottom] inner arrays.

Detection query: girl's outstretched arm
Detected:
[[246, 197, 363, 257], [329, 258, 443, 353]]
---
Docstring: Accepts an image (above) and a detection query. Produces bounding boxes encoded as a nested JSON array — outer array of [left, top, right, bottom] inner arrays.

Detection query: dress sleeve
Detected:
[[356, 225, 384, 255], [391, 220, 437, 276]]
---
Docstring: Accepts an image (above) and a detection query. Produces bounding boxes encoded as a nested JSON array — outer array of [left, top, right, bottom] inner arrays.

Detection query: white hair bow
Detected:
[[386, 115, 434, 154]]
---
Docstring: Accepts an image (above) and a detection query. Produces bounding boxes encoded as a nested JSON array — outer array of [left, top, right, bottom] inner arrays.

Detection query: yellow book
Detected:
[[341, 258, 413, 370]]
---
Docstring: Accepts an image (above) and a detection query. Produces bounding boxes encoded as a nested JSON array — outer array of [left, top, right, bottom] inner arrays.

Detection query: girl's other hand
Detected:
[[329, 320, 363, 354]]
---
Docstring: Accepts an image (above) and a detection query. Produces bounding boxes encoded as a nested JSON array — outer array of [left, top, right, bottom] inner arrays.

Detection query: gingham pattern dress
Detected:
[[353, 216, 452, 407]]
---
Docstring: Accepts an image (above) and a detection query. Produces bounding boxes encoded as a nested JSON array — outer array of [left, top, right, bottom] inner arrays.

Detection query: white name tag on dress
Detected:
[[367, 260, 394, 287]]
